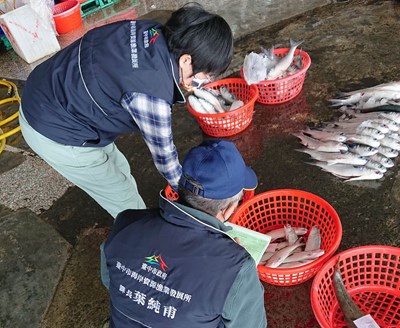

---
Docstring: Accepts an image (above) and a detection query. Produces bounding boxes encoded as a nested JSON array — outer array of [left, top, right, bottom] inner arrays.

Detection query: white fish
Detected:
[[357, 127, 385, 140], [371, 118, 399, 132], [266, 227, 308, 242], [365, 160, 387, 174], [380, 136, 400, 151], [265, 239, 304, 268], [266, 39, 303, 80], [378, 146, 399, 158], [229, 100, 244, 111], [296, 148, 368, 166], [282, 249, 325, 263], [378, 112, 400, 124], [311, 162, 383, 181], [188, 95, 208, 114], [368, 154, 394, 168], [194, 88, 225, 113], [259, 252, 275, 265], [330, 120, 390, 134], [389, 133, 400, 141], [346, 134, 380, 148], [284, 225, 298, 245], [347, 144, 379, 156], [293, 132, 348, 152], [302, 127, 348, 142], [305, 226, 321, 251], [198, 98, 217, 114], [220, 86, 237, 105], [278, 260, 315, 268], [243, 52, 268, 85]]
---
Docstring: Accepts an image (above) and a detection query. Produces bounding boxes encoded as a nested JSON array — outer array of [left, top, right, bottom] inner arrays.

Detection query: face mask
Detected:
[[180, 77, 211, 92]]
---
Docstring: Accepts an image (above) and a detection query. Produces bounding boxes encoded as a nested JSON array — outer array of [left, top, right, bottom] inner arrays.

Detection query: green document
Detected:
[[225, 222, 271, 264]]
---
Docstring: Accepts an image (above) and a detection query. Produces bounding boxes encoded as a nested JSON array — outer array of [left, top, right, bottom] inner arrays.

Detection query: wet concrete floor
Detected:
[[1, 0, 400, 327]]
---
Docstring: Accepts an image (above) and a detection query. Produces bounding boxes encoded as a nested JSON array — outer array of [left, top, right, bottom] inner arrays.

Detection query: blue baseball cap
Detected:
[[180, 139, 258, 199]]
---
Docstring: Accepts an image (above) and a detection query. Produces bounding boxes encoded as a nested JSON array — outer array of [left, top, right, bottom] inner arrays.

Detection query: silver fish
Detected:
[[371, 118, 399, 132], [368, 153, 394, 168], [229, 100, 244, 111], [259, 252, 275, 265], [284, 225, 298, 245], [378, 146, 399, 158], [378, 112, 400, 124], [198, 98, 217, 114], [265, 239, 304, 268], [278, 260, 315, 268], [389, 133, 400, 141], [365, 160, 387, 174], [188, 95, 208, 114], [282, 249, 325, 263], [380, 136, 400, 150], [305, 226, 321, 251], [346, 134, 380, 148], [357, 127, 385, 140], [266, 39, 303, 80], [347, 144, 379, 156], [266, 227, 308, 242], [296, 148, 368, 166], [220, 86, 237, 105], [293, 132, 348, 152], [194, 88, 225, 113], [331, 120, 390, 134], [302, 127, 348, 142], [310, 162, 383, 181]]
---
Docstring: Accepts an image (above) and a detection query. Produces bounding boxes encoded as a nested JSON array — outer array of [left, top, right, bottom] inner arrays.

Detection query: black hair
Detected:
[[163, 2, 234, 77]]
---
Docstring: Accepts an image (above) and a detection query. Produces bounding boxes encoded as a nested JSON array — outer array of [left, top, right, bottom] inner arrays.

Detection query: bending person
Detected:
[[19, 3, 233, 217]]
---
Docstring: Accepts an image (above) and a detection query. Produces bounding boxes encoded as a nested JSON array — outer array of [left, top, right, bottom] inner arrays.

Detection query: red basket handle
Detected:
[[164, 185, 179, 201]]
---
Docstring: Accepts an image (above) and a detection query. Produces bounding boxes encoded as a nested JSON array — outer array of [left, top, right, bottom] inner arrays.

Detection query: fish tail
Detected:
[[289, 38, 304, 48]]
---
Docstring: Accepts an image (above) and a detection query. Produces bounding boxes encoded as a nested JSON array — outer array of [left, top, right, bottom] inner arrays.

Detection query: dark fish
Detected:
[[333, 258, 365, 328], [360, 105, 400, 113]]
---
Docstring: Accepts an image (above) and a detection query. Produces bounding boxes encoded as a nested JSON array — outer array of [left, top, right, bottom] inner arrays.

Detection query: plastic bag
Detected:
[[22, 0, 57, 34]]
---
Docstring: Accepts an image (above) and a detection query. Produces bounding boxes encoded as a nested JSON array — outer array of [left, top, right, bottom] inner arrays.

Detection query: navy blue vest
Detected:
[[104, 195, 249, 327], [21, 20, 184, 147]]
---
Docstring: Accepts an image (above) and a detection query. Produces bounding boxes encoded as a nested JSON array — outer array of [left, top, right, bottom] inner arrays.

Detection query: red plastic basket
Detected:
[[230, 189, 342, 286], [53, 0, 82, 34], [187, 78, 258, 137], [241, 48, 311, 104], [311, 246, 400, 328]]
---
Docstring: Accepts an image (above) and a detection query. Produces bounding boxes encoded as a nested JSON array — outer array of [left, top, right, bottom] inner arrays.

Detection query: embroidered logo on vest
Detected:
[[143, 27, 159, 48], [145, 255, 168, 272]]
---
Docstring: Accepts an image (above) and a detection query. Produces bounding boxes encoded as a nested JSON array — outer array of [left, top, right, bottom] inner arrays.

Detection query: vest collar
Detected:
[[158, 191, 235, 237], [169, 56, 186, 104]]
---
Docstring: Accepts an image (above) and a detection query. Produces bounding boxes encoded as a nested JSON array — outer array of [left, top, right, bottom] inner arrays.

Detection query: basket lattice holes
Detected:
[[312, 246, 400, 328], [231, 190, 342, 286], [187, 78, 258, 137]]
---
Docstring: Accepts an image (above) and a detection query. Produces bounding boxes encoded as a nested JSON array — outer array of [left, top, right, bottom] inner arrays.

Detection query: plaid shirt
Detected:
[[121, 92, 182, 190]]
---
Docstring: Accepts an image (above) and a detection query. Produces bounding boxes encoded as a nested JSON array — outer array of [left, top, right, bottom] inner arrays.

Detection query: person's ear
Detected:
[[179, 54, 192, 71], [179, 54, 192, 65], [222, 201, 238, 222]]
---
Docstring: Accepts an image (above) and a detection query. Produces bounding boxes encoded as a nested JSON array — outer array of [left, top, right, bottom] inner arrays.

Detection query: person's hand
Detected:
[[234, 237, 241, 245]]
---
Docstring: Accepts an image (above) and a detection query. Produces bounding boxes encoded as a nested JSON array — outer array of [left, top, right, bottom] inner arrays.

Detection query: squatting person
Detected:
[[102, 139, 267, 327]]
